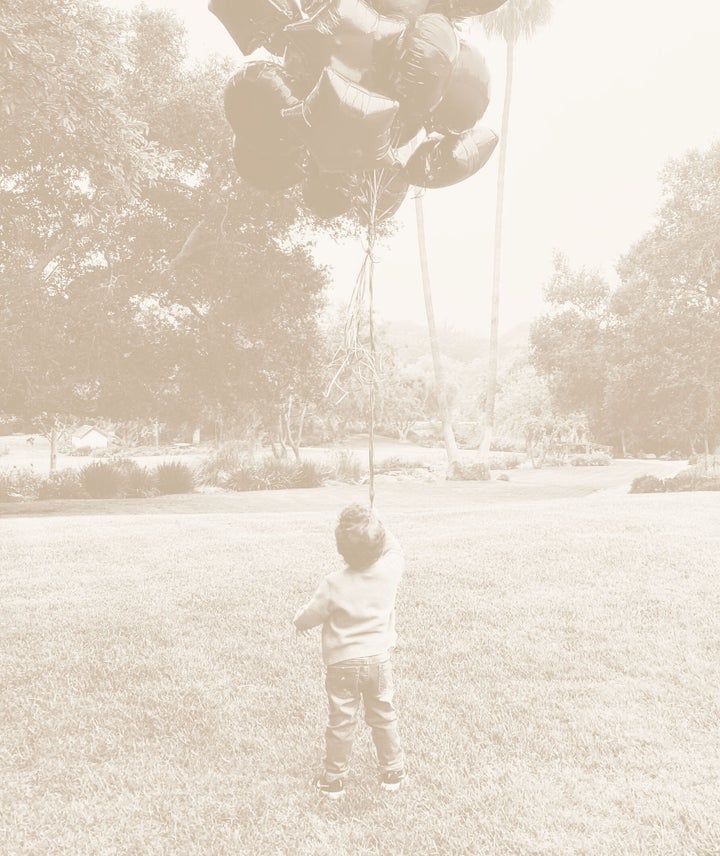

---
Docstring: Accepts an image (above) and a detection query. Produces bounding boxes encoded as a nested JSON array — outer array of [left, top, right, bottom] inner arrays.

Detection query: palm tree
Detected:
[[414, 194, 460, 472], [479, 0, 553, 454]]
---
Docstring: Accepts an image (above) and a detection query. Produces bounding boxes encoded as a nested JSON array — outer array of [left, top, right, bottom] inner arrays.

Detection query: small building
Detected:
[[71, 425, 111, 450]]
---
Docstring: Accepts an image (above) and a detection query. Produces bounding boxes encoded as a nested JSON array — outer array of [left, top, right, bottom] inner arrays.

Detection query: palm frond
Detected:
[[480, 0, 554, 42]]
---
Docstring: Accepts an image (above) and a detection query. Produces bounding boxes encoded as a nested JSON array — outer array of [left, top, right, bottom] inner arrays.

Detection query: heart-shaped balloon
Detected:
[[431, 39, 491, 133], [283, 68, 400, 173], [283, 0, 406, 88], [405, 125, 498, 188], [387, 13, 459, 126]]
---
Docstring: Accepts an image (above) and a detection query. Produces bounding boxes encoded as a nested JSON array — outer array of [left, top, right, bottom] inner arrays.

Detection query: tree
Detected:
[[414, 195, 460, 470], [495, 362, 588, 467], [479, 0, 553, 453], [0, 3, 330, 467], [531, 143, 720, 457], [612, 142, 720, 456], [530, 253, 611, 436]]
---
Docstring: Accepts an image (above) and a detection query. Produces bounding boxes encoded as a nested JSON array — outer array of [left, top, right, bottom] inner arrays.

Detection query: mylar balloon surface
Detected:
[[283, 68, 400, 173], [427, 0, 508, 17], [388, 13, 459, 124], [283, 0, 405, 88], [355, 166, 410, 221], [224, 61, 302, 159], [303, 168, 357, 219], [431, 39, 490, 133], [405, 125, 498, 188], [232, 136, 307, 190], [369, 0, 431, 19], [210, 0, 298, 55]]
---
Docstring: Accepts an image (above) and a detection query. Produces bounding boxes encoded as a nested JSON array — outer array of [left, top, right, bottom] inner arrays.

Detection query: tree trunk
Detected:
[[481, 37, 515, 458], [620, 429, 627, 458], [296, 404, 307, 462], [49, 422, 58, 473], [414, 194, 459, 471]]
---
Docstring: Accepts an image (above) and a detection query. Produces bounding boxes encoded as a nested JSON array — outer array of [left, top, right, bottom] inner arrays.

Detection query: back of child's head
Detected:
[[335, 503, 386, 570]]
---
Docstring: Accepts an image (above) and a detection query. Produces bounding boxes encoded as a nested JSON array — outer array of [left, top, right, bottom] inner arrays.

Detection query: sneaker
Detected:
[[315, 774, 345, 799], [380, 769, 406, 791]]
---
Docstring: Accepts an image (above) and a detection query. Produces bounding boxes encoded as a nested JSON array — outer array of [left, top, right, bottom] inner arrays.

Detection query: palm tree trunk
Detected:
[[414, 194, 460, 470], [481, 36, 515, 456]]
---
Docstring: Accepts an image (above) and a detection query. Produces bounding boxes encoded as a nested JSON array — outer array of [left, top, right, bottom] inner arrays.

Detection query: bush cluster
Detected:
[[447, 461, 491, 481], [0, 468, 44, 500], [225, 459, 325, 491], [375, 457, 429, 474], [80, 459, 194, 498], [328, 450, 364, 483], [570, 452, 612, 467], [487, 452, 524, 470], [38, 469, 88, 500], [195, 442, 248, 486], [630, 469, 720, 493], [1, 460, 196, 502]]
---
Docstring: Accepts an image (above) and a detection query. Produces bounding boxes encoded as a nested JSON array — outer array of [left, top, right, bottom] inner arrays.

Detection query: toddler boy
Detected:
[[294, 503, 406, 798]]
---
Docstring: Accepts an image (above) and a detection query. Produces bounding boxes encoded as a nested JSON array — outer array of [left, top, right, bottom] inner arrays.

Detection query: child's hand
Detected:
[[295, 626, 312, 638]]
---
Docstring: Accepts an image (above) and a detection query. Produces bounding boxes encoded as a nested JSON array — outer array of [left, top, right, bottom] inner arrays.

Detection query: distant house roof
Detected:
[[73, 425, 110, 439]]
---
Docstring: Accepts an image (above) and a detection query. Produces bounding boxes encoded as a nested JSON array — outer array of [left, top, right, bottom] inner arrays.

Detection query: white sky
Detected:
[[127, 0, 720, 333]]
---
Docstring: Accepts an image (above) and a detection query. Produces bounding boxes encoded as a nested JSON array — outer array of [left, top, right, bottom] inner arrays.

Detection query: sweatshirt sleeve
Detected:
[[382, 530, 403, 557], [293, 578, 333, 631]]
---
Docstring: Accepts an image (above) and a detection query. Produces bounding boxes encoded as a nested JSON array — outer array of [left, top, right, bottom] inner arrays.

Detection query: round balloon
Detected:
[[405, 125, 498, 188], [283, 0, 405, 88], [427, 0, 508, 16], [352, 167, 405, 221], [431, 39, 490, 133], [368, 0, 430, 19], [231, 136, 307, 191], [283, 68, 400, 173], [224, 61, 304, 160], [387, 13, 459, 125], [209, 0, 299, 55], [303, 169, 357, 219]]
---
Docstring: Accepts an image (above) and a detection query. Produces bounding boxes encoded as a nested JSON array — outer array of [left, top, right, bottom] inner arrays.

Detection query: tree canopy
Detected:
[[0, 1, 329, 456]]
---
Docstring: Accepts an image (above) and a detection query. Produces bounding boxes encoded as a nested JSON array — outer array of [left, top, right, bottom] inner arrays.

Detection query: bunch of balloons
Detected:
[[212, 0, 506, 220]]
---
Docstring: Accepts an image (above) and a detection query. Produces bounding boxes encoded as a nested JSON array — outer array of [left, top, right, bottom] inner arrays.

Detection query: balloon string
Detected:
[[367, 173, 378, 510]]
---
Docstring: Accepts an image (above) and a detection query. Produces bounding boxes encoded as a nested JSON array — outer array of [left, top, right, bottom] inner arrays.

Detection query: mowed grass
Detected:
[[1, 489, 719, 855]]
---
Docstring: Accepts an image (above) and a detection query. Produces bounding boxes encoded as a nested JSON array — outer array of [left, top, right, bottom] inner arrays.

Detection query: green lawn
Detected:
[[1, 485, 719, 854]]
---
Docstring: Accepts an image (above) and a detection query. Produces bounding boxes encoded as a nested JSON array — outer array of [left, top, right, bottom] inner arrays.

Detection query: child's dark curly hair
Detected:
[[335, 503, 386, 570]]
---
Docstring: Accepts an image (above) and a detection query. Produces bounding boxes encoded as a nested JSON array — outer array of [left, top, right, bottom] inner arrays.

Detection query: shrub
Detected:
[[196, 442, 247, 486], [113, 459, 157, 497], [630, 475, 665, 494], [570, 452, 612, 467], [38, 469, 88, 500], [630, 467, 720, 494], [156, 461, 194, 495], [80, 462, 123, 498], [540, 455, 565, 468], [226, 458, 325, 492], [0, 467, 43, 500], [376, 457, 428, 474], [696, 478, 720, 491], [70, 445, 93, 457], [328, 449, 364, 483], [487, 452, 524, 470], [447, 461, 490, 481], [490, 437, 524, 453]]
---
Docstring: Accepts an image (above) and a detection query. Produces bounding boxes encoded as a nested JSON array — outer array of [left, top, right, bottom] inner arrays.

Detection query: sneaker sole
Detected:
[[318, 789, 345, 800], [380, 777, 406, 792]]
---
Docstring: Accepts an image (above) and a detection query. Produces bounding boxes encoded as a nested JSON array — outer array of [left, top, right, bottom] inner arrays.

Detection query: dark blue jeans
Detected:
[[324, 653, 404, 782]]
